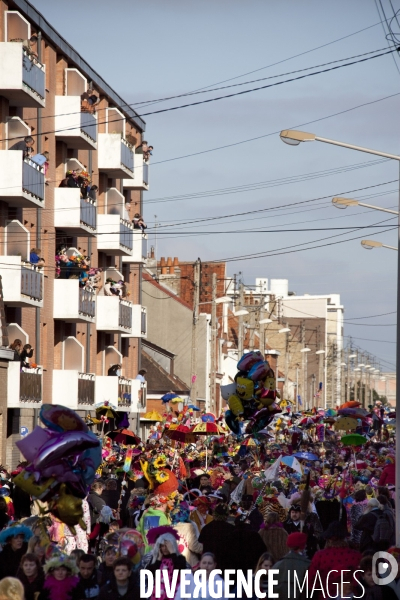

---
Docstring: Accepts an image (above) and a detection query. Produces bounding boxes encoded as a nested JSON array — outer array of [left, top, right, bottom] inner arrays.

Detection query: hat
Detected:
[[287, 532, 307, 549], [289, 504, 301, 512], [44, 551, 79, 575], [146, 525, 179, 546], [322, 521, 349, 540], [0, 522, 32, 545], [193, 495, 212, 507]]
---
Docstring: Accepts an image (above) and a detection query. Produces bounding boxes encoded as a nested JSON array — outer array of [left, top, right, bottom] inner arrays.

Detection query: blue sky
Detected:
[[33, 0, 400, 370]]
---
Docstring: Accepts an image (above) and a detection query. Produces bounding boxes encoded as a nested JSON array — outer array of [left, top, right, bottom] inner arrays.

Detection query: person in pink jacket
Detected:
[[379, 456, 396, 486]]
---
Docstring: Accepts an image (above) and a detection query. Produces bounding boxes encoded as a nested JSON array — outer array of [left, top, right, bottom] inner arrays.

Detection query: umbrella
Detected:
[[288, 426, 302, 434], [241, 436, 260, 447], [201, 413, 216, 423], [163, 424, 197, 444], [281, 456, 303, 474], [334, 417, 358, 431], [106, 428, 140, 445], [341, 434, 367, 446], [299, 417, 314, 426], [143, 411, 164, 421], [169, 396, 183, 404], [191, 422, 226, 435], [187, 404, 200, 411], [161, 393, 180, 404], [256, 429, 274, 438], [293, 452, 318, 461], [95, 402, 119, 420], [325, 409, 337, 417], [340, 401, 361, 409]]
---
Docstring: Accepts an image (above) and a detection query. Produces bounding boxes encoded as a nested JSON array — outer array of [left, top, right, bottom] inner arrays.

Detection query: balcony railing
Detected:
[[22, 50, 45, 101], [120, 219, 133, 251], [81, 111, 97, 143], [80, 198, 96, 230], [121, 139, 134, 173], [79, 288, 96, 318], [118, 378, 132, 408], [20, 369, 42, 403], [78, 373, 95, 405], [119, 301, 132, 329], [21, 265, 43, 301], [22, 158, 44, 201]]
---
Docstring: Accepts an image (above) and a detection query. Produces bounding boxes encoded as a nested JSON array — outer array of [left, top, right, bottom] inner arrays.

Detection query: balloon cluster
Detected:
[[223, 351, 282, 434], [13, 404, 101, 533]]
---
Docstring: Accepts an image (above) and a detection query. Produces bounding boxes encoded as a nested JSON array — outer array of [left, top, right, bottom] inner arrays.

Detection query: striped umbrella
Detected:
[[191, 422, 226, 435]]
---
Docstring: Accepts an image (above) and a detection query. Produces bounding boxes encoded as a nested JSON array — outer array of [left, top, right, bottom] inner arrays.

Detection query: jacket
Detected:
[[308, 545, 362, 599], [173, 521, 203, 566], [0, 542, 28, 578], [199, 520, 234, 568], [274, 551, 310, 599], [356, 509, 381, 554], [88, 491, 106, 527], [17, 570, 45, 600], [378, 463, 395, 486], [73, 572, 100, 599], [98, 573, 140, 600], [259, 524, 289, 562]]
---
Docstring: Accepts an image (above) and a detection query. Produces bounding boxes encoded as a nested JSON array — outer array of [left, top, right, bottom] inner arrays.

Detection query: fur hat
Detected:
[[148, 530, 180, 563], [322, 521, 348, 540], [44, 552, 79, 575], [0, 522, 32, 545], [146, 525, 179, 546], [287, 532, 307, 550]]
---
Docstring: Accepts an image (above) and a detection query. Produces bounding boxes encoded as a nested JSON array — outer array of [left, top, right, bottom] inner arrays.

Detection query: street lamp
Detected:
[[279, 327, 291, 333], [361, 239, 397, 251], [259, 318, 273, 324], [280, 127, 400, 543], [332, 197, 398, 215]]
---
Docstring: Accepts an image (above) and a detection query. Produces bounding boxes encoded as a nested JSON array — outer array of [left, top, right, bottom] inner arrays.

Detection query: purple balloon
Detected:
[[33, 431, 99, 472]]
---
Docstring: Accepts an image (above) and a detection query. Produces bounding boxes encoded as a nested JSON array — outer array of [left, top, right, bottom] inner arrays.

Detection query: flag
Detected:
[[264, 455, 282, 481], [297, 394, 302, 406]]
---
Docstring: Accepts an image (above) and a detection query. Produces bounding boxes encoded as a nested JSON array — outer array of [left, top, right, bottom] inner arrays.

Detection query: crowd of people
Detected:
[[0, 398, 397, 600]]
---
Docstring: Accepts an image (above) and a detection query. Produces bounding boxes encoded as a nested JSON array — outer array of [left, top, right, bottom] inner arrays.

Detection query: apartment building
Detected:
[[0, 1, 149, 467]]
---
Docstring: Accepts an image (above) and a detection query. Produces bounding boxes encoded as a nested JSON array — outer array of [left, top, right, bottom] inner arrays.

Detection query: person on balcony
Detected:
[[135, 140, 148, 155], [9, 339, 22, 361], [59, 171, 78, 188], [107, 365, 121, 377], [132, 213, 147, 231], [30, 247, 45, 268], [9, 136, 35, 158], [143, 146, 153, 162], [20, 344, 34, 369]]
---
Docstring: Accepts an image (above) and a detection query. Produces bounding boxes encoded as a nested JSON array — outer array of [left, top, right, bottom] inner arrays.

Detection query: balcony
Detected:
[[0, 256, 43, 308], [0, 42, 45, 108], [53, 280, 96, 323], [122, 231, 147, 264], [54, 188, 96, 236], [98, 133, 134, 179], [0, 151, 44, 207], [94, 376, 138, 412], [52, 371, 95, 409], [55, 95, 97, 150], [96, 297, 132, 334], [97, 214, 133, 257], [7, 362, 42, 408], [123, 154, 149, 191], [122, 305, 147, 339]]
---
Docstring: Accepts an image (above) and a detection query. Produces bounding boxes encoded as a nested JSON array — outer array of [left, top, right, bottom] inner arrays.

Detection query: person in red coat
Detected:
[[378, 456, 395, 486], [308, 521, 362, 599]]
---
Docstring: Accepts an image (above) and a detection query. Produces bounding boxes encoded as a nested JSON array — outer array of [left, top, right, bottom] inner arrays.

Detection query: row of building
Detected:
[[0, 1, 392, 469]]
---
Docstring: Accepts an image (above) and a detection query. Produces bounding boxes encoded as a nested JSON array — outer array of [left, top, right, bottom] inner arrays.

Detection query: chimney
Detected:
[[150, 246, 155, 259], [167, 257, 173, 274], [173, 257, 179, 267], [160, 257, 167, 275]]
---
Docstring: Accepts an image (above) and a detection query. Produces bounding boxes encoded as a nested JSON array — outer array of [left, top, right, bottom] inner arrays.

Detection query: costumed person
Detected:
[[283, 501, 322, 559], [74, 499, 91, 552], [379, 456, 395, 486], [198, 503, 233, 570], [170, 501, 203, 567], [223, 514, 267, 574], [48, 514, 77, 554], [146, 527, 187, 600], [308, 521, 362, 600], [0, 578, 24, 600], [0, 522, 32, 579], [175, 553, 226, 600], [273, 533, 310, 600], [355, 498, 383, 555], [349, 489, 368, 548], [189, 495, 213, 532], [16, 553, 45, 600], [37, 551, 79, 600], [258, 511, 288, 562]]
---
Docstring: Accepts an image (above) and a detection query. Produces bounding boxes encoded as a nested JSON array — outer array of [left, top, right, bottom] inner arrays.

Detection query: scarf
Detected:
[[44, 575, 79, 600]]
